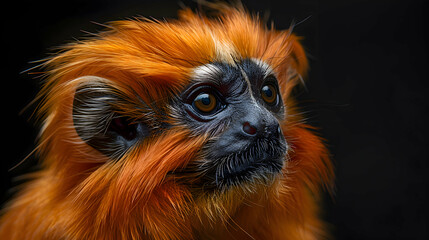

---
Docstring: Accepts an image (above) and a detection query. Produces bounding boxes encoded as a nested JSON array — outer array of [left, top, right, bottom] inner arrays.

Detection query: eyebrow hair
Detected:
[[190, 59, 275, 89], [191, 64, 223, 83], [250, 58, 275, 79]]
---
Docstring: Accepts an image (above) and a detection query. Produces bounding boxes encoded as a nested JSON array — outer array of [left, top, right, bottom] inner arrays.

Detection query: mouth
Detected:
[[203, 138, 287, 190]]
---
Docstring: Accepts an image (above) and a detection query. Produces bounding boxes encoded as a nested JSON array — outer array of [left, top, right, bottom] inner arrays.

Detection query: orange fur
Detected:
[[0, 4, 333, 239]]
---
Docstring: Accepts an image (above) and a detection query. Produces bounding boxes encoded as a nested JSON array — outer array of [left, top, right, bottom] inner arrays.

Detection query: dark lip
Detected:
[[215, 150, 285, 187], [210, 139, 287, 188]]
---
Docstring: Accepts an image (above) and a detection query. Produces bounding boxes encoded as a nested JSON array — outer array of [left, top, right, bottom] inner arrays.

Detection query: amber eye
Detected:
[[192, 92, 218, 114], [261, 84, 278, 105]]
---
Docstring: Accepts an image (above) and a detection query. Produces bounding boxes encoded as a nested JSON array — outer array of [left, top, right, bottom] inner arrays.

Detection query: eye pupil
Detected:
[[263, 86, 273, 97], [261, 84, 277, 104], [200, 94, 211, 105], [193, 92, 217, 114]]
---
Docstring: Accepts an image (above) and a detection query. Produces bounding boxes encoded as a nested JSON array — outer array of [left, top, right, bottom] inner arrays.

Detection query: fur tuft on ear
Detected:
[[72, 76, 151, 159]]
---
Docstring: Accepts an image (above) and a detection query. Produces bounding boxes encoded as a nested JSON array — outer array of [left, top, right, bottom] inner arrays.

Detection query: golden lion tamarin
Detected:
[[0, 3, 333, 239]]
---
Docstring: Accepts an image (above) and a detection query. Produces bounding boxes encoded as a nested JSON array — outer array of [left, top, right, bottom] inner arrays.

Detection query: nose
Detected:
[[242, 122, 257, 135], [241, 119, 280, 138]]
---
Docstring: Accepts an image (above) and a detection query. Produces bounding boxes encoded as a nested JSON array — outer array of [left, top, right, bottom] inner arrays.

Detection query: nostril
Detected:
[[243, 122, 257, 135]]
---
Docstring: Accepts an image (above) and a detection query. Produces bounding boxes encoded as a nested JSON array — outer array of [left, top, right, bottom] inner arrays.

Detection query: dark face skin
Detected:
[[174, 58, 288, 190], [72, 59, 287, 191]]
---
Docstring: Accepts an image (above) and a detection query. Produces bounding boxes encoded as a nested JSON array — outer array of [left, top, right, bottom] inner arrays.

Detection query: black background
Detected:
[[1, 0, 428, 239]]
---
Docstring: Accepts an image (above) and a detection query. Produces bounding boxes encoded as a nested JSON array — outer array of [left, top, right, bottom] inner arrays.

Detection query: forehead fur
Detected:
[[40, 6, 307, 117]]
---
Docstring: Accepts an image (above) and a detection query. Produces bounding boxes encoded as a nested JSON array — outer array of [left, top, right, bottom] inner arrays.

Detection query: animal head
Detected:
[[4, 4, 333, 239]]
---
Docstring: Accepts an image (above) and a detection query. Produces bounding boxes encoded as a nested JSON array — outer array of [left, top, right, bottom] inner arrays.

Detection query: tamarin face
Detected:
[[172, 60, 287, 190]]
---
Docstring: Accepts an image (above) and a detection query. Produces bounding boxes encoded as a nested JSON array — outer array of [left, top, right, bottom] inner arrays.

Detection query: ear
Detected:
[[288, 35, 308, 79], [72, 76, 150, 159], [275, 34, 309, 97]]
